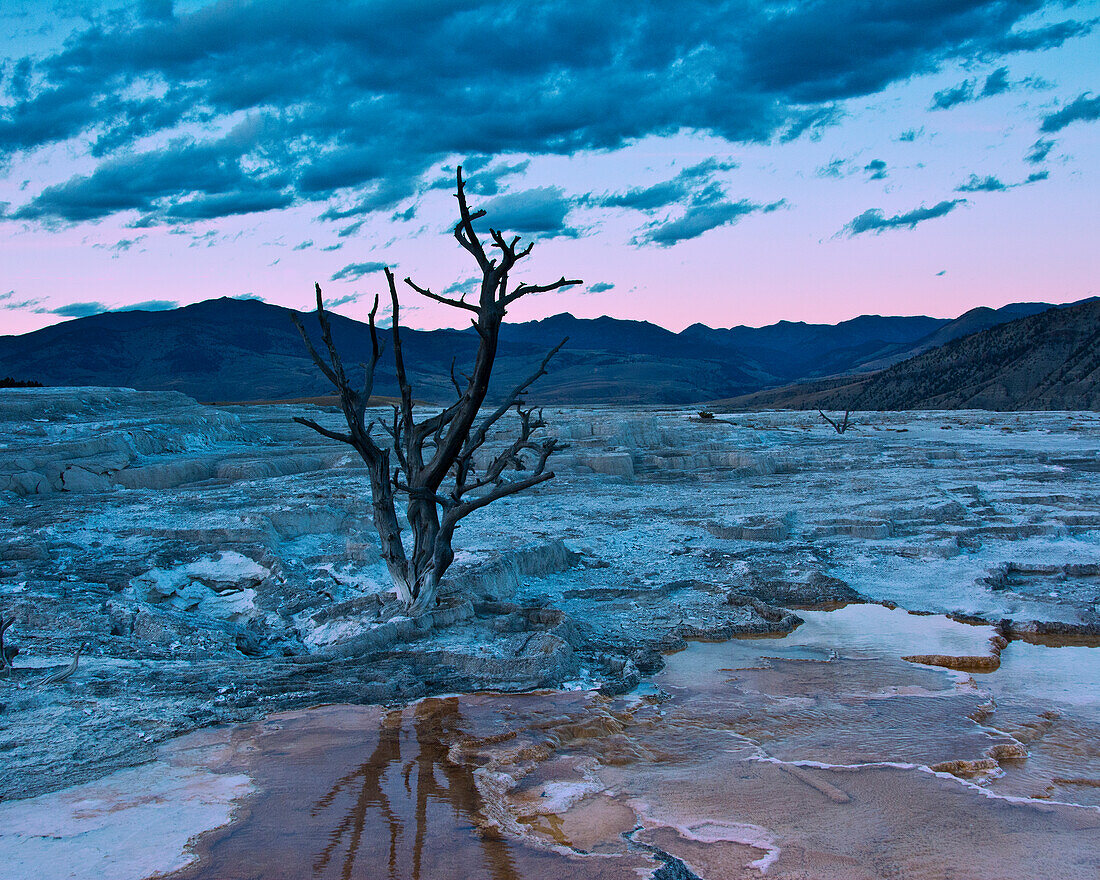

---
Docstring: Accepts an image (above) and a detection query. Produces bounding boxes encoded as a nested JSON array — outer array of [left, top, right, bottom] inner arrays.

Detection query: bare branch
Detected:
[[448, 357, 462, 398], [405, 277, 479, 313], [453, 469, 556, 519], [294, 416, 353, 445], [384, 268, 416, 458], [453, 166, 490, 271], [290, 311, 339, 389], [463, 338, 568, 459], [505, 276, 582, 305]]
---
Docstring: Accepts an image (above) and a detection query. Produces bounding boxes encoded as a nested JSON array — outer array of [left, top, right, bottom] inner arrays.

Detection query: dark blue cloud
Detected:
[[637, 198, 784, 247], [817, 158, 847, 178], [598, 159, 738, 210], [476, 186, 579, 237], [843, 199, 965, 236], [331, 261, 387, 282], [954, 170, 1049, 192], [47, 301, 108, 317], [930, 80, 975, 110], [981, 66, 1011, 96], [13, 138, 288, 223], [2, 1, 1092, 225], [1040, 92, 1100, 132], [1025, 137, 1056, 163], [586, 281, 615, 293], [293, 239, 314, 250], [955, 174, 1007, 192], [428, 160, 531, 196], [864, 159, 887, 180], [0, 290, 45, 310], [115, 299, 178, 311], [930, 64, 1024, 109], [989, 18, 1094, 53]]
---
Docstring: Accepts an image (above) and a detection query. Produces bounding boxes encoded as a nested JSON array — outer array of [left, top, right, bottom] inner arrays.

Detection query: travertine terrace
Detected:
[[1, 388, 1098, 877]]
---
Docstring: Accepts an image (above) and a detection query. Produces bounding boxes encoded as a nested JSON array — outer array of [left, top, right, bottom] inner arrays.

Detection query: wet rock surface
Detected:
[[1, 390, 1099, 810]]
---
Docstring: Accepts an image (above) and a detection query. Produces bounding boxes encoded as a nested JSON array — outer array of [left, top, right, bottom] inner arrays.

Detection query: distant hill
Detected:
[[0, 296, 1087, 406], [716, 299, 1100, 411], [853, 301, 1060, 372]]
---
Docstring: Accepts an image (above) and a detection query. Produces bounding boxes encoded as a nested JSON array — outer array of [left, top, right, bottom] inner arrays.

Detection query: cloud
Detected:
[[428, 159, 531, 196], [896, 127, 924, 142], [989, 18, 1094, 53], [293, 239, 314, 250], [816, 158, 847, 178], [477, 186, 579, 237], [91, 236, 147, 254], [159, 189, 293, 221], [598, 158, 738, 211], [1040, 92, 1100, 132], [324, 293, 360, 308], [115, 299, 178, 311], [637, 197, 785, 247], [586, 282, 615, 294], [864, 159, 887, 180], [3, 1, 1092, 225], [47, 301, 108, 317], [930, 64, 1027, 110], [843, 199, 965, 236], [981, 66, 1011, 97], [1025, 137, 1056, 163], [930, 80, 975, 110], [440, 277, 481, 298], [13, 138, 289, 223], [331, 261, 388, 282], [955, 170, 1050, 192], [955, 174, 1007, 193], [0, 291, 45, 310]]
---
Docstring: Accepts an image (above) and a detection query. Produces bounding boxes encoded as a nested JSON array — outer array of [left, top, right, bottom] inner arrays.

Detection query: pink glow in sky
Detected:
[[1, 1, 1098, 336]]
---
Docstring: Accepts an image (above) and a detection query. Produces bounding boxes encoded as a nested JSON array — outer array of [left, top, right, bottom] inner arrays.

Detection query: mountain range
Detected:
[[717, 297, 1100, 412], [0, 295, 1094, 408]]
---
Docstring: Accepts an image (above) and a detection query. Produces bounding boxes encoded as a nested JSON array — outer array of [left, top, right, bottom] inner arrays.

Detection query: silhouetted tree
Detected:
[[819, 409, 853, 434], [294, 167, 579, 614]]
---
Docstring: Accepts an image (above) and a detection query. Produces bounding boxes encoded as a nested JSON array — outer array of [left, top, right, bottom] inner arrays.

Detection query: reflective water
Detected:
[[165, 606, 1100, 880]]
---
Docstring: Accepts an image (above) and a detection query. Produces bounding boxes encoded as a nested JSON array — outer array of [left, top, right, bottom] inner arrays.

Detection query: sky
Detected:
[[1, 0, 1098, 335]]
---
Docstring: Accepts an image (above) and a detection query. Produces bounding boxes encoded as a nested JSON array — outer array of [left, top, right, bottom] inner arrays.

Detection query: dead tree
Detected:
[[0, 612, 14, 669], [819, 410, 853, 434], [293, 167, 580, 615]]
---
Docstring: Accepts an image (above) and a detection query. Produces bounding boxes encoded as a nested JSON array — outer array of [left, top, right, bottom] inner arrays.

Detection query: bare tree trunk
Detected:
[[293, 166, 578, 613]]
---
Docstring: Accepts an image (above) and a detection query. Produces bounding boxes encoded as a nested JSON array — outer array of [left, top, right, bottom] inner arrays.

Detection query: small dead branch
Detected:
[[819, 410, 853, 434], [35, 642, 89, 687]]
